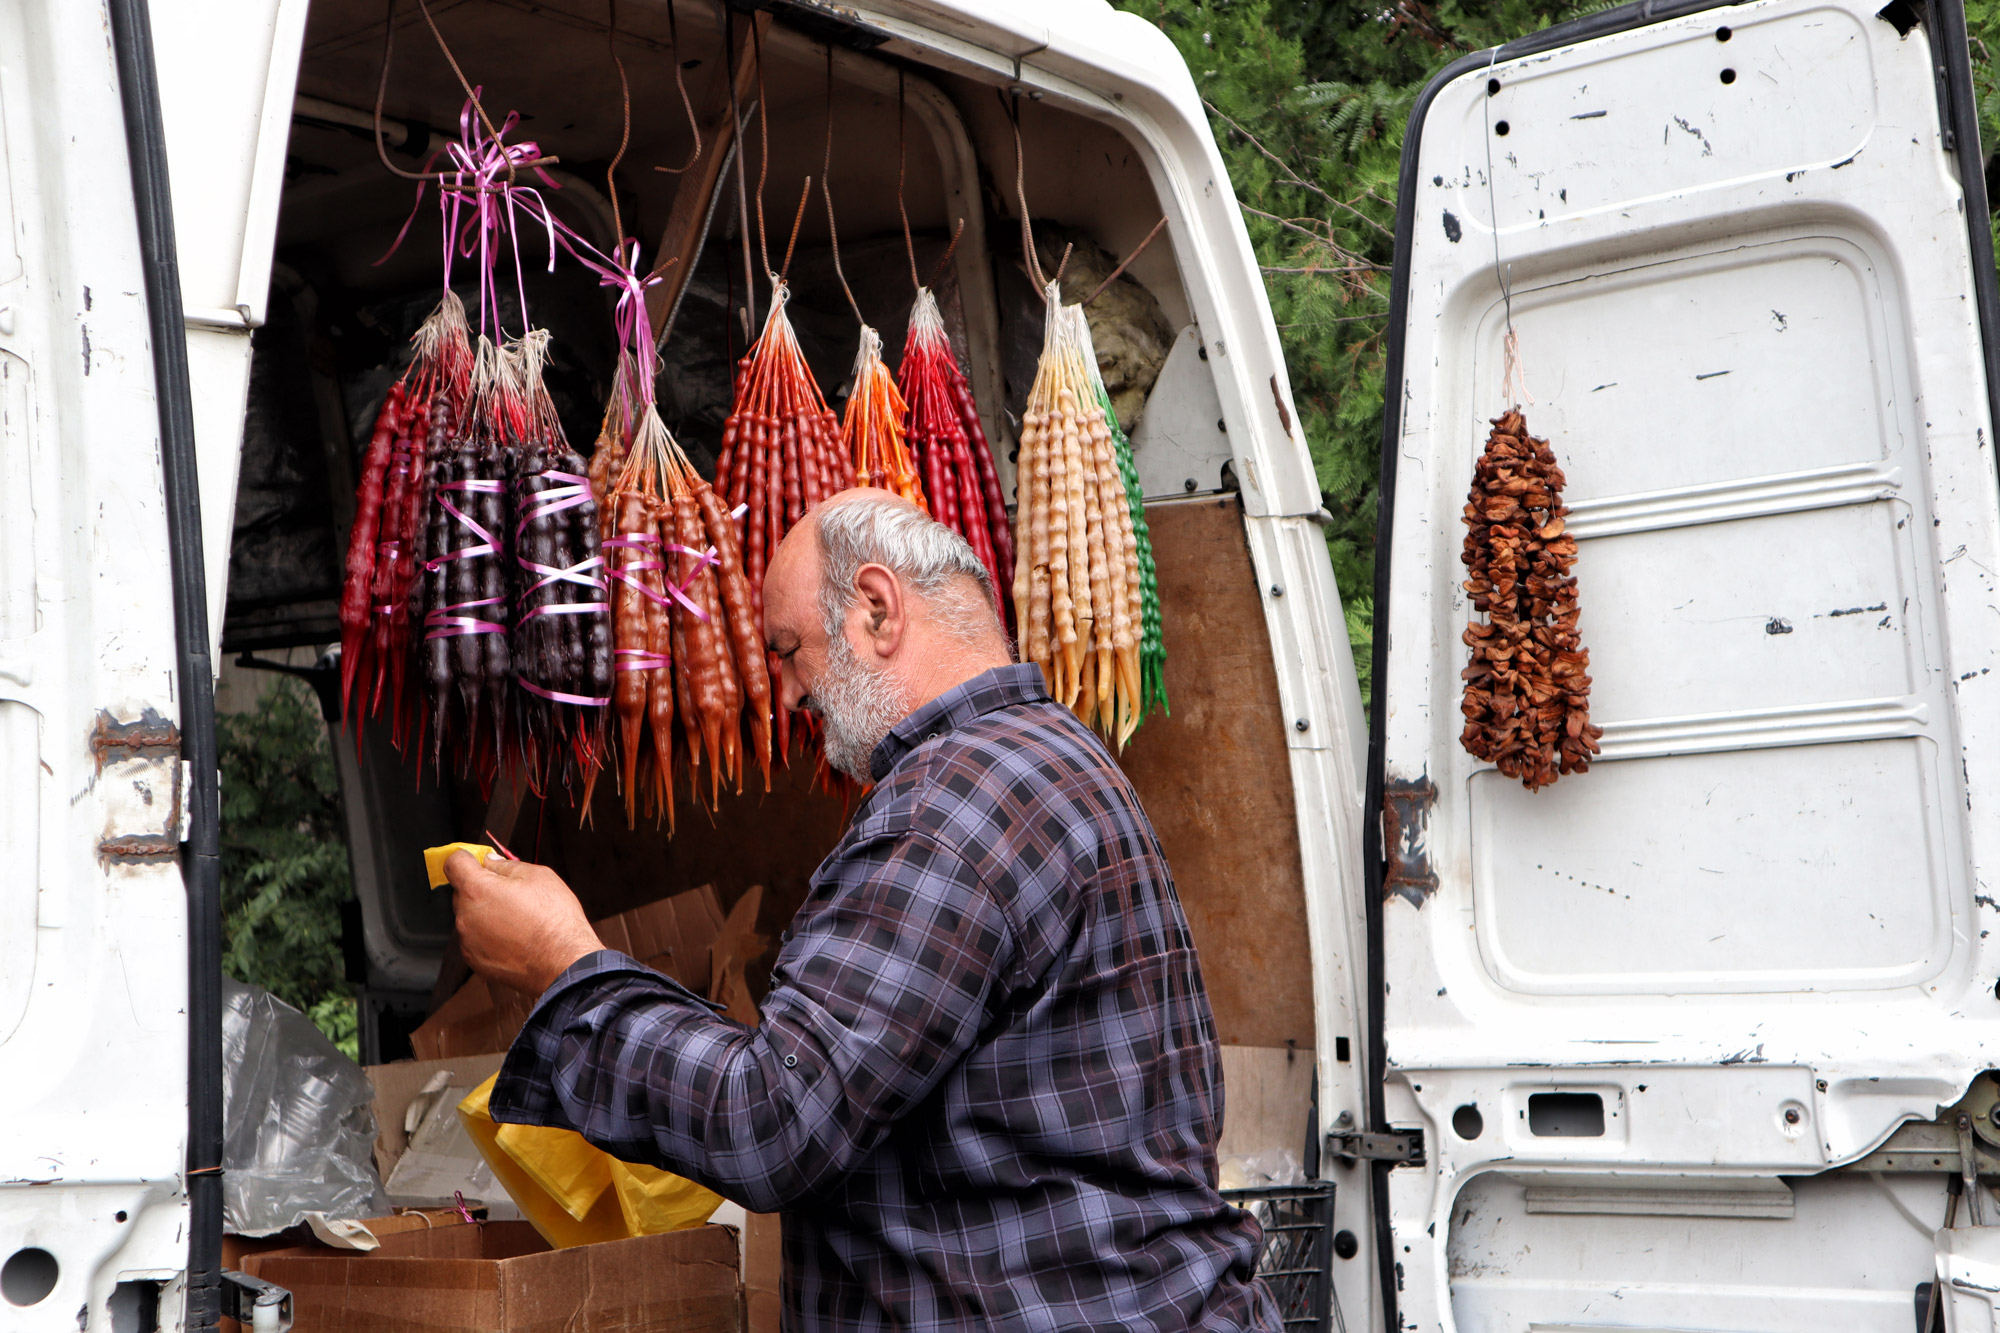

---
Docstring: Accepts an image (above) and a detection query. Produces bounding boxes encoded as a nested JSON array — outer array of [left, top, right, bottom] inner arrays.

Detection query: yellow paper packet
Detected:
[[424, 842, 494, 889]]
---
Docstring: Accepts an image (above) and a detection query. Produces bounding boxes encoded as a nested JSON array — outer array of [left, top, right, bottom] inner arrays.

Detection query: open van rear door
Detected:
[[1371, 0, 2000, 1325]]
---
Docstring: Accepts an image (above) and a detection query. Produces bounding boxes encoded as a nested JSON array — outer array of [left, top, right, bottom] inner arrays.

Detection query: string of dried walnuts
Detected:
[[1460, 409, 1602, 790]]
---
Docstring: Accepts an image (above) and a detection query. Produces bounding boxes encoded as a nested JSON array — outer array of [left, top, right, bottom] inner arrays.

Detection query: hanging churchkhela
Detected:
[[714, 278, 852, 763], [605, 399, 769, 828], [340, 292, 474, 746], [1459, 407, 1600, 789], [843, 328, 923, 508], [508, 331, 612, 795], [1074, 311, 1168, 724], [897, 288, 1014, 623], [420, 336, 522, 786], [1012, 294, 1150, 748]]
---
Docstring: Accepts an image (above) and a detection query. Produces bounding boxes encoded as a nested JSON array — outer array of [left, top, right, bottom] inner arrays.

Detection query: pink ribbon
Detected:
[[616, 646, 670, 672], [421, 479, 507, 643], [424, 595, 507, 640], [424, 479, 504, 570], [514, 469, 609, 621], [603, 531, 717, 621], [518, 678, 611, 707]]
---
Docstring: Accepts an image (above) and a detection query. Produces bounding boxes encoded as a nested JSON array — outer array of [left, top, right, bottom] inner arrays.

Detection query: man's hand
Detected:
[[445, 851, 605, 996]]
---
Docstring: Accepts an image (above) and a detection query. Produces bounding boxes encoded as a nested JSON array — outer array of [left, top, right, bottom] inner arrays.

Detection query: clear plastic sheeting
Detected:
[[221, 978, 389, 1236]]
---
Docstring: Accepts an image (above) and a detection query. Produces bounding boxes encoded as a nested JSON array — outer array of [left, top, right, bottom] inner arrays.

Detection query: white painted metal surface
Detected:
[[0, 2, 306, 1329], [1382, 0, 2000, 1326], [0, 2, 192, 1327]]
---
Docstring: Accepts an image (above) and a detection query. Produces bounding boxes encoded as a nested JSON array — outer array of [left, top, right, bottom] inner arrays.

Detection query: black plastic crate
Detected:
[[1222, 1181, 1338, 1331]]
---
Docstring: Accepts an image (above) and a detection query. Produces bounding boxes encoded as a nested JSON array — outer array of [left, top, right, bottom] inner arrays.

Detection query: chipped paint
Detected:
[[1268, 374, 1293, 438]]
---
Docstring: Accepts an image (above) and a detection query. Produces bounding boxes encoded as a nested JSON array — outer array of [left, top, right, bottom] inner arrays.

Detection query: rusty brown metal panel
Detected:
[[1382, 776, 1438, 908], [92, 707, 182, 864]]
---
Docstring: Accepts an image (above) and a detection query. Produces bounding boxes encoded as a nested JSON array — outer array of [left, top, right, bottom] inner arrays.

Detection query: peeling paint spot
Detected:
[[1772, 310, 1788, 331], [1672, 115, 1714, 155], [1269, 375, 1293, 438], [1570, 109, 1607, 120], [1696, 369, 1731, 381], [1442, 211, 1462, 243], [1765, 617, 1794, 635], [83, 286, 92, 311], [1831, 153, 1857, 169], [1827, 603, 1889, 617], [81, 325, 91, 376]]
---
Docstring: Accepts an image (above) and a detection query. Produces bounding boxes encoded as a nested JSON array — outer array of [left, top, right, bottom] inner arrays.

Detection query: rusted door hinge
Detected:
[[1328, 1128, 1426, 1166]]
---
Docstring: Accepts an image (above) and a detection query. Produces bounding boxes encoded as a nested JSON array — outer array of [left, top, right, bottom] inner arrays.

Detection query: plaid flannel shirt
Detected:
[[492, 663, 1279, 1331]]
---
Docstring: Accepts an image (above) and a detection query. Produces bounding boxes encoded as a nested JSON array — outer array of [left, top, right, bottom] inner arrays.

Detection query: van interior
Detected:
[[224, 0, 1324, 1220]]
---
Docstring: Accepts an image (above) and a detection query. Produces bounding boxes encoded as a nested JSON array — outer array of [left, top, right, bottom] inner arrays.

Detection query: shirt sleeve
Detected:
[[488, 828, 1016, 1213]]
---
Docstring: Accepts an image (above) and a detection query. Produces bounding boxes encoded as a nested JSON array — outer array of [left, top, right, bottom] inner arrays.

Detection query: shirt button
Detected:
[[783, 1054, 798, 1068]]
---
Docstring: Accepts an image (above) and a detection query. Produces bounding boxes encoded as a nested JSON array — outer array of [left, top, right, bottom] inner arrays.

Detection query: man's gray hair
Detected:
[[816, 495, 999, 643]]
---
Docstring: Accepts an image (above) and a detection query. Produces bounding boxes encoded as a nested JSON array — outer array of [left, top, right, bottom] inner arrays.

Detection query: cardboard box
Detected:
[[366, 1053, 510, 1183], [249, 1218, 740, 1332], [742, 1210, 781, 1333], [409, 884, 766, 1060]]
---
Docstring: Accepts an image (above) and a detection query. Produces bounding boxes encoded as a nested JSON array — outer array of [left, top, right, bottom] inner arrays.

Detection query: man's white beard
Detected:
[[809, 629, 909, 783]]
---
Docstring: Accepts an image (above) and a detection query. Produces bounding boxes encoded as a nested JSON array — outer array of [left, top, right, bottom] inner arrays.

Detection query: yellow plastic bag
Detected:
[[458, 1075, 722, 1249]]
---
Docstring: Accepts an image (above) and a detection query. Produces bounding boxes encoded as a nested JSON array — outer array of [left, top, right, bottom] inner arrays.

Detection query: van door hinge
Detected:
[[220, 1270, 293, 1331], [1328, 1128, 1425, 1166]]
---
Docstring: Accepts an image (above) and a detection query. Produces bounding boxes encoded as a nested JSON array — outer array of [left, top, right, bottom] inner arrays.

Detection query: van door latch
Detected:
[[1327, 1128, 1425, 1165]]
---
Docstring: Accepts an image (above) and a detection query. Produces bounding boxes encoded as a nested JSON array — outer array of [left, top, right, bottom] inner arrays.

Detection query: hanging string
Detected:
[[896, 71, 967, 293], [651, 0, 704, 176], [928, 219, 966, 290], [898, 69, 920, 292], [720, 4, 756, 338], [604, 0, 631, 246], [1004, 85, 1070, 302], [751, 19, 774, 281], [1083, 215, 1167, 308], [373, 0, 558, 183], [823, 46, 865, 328], [780, 176, 813, 283], [1481, 44, 1533, 409]]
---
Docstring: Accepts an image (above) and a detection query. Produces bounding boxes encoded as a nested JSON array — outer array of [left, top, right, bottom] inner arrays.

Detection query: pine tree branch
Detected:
[[1237, 204, 1389, 275], [1204, 99, 1395, 240]]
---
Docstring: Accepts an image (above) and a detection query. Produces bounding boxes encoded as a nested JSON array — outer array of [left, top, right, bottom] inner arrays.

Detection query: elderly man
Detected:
[[447, 488, 1278, 1330]]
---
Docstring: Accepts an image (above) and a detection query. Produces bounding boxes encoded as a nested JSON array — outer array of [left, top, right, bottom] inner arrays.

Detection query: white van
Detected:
[[4, 0, 1997, 1328]]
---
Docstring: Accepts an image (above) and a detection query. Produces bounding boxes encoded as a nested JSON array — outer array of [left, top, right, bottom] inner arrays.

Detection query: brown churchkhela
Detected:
[[600, 398, 767, 829], [1459, 408, 1602, 790]]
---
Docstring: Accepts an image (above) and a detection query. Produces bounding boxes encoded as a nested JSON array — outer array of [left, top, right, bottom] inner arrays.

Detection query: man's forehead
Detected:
[[763, 520, 819, 641]]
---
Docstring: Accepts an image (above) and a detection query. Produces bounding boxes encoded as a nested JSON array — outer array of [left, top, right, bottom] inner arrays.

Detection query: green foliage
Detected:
[[217, 678, 357, 1059], [1295, 81, 1416, 161], [1126, 0, 1406, 700], [1968, 3, 2000, 258]]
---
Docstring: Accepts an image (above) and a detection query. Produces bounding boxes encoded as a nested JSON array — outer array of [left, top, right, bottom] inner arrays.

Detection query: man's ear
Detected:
[[850, 563, 905, 661]]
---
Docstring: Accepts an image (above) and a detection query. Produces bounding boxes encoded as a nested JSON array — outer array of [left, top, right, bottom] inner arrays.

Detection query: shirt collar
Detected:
[[869, 662, 1050, 782]]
